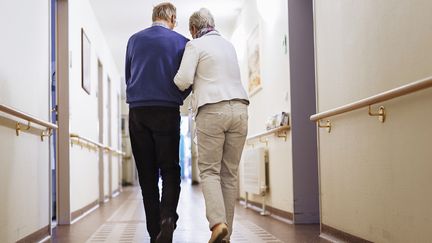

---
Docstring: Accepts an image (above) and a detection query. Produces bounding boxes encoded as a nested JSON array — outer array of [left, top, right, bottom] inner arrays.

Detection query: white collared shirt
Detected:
[[174, 31, 249, 114], [152, 21, 169, 29]]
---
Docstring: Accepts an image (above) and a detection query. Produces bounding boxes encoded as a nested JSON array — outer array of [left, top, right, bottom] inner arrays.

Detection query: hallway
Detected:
[[2, 0, 432, 242], [52, 183, 327, 243]]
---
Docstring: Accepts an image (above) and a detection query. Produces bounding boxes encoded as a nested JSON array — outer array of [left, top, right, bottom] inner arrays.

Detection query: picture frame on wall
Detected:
[[81, 28, 91, 95], [247, 25, 262, 96]]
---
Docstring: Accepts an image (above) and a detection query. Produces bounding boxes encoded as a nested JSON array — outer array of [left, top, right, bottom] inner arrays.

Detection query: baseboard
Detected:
[[239, 198, 294, 222], [321, 224, 373, 243], [16, 225, 50, 243], [71, 199, 99, 222]]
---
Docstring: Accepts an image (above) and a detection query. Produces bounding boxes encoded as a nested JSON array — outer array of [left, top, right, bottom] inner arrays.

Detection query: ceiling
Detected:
[[89, 0, 245, 77]]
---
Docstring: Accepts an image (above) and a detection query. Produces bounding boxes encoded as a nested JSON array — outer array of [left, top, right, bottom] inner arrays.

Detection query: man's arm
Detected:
[[174, 42, 199, 91], [125, 38, 132, 84]]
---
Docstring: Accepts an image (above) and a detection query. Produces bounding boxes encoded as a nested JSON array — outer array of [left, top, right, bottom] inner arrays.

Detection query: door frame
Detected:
[[287, 0, 320, 224], [56, 0, 71, 225], [107, 77, 113, 199], [97, 60, 105, 203]]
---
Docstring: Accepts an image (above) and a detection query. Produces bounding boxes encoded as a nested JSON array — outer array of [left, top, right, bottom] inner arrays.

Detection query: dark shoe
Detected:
[[155, 218, 175, 243], [209, 223, 228, 243]]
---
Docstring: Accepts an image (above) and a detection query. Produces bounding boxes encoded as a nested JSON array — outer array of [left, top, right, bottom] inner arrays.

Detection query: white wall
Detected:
[[232, 0, 294, 213], [70, 146, 99, 211], [69, 0, 122, 212], [0, 1, 50, 242], [315, 0, 432, 241]]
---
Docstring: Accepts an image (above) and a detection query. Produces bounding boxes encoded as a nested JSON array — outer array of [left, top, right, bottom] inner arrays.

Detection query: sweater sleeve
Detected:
[[174, 42, 199, 91], [125, 37, 132, 84]]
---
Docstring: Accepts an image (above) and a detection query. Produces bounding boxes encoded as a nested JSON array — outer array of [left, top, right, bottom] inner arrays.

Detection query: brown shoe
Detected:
[[209, 223, 228, 243]]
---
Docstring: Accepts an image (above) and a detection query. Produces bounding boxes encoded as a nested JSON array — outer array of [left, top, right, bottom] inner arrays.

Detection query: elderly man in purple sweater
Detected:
[[125, 2, 190, 243]]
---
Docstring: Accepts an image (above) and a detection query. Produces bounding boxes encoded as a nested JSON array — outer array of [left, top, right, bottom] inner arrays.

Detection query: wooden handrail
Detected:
[[0, 104, 58, 129], [247, 125, 290, 141], [103, 146, 125, 156], [108, 148, 126, 156], [310, 76, 432, 121], [70, 133, 104, 148], [70, 133, 125, 156]]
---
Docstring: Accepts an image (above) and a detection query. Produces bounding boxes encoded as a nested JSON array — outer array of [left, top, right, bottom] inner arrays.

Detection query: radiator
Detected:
[[242, 147, 268, 195]]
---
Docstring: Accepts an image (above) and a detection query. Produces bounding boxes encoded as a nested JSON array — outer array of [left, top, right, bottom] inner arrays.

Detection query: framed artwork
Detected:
[[247, 25, 262, 96], [81, 28, 91, 95]]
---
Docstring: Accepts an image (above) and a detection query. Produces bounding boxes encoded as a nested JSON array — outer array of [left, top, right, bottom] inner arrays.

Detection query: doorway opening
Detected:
[[179, 116, 192, 180]]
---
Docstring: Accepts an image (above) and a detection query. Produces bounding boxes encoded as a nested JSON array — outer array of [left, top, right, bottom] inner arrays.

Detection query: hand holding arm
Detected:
[[180, 86, 193, 100]]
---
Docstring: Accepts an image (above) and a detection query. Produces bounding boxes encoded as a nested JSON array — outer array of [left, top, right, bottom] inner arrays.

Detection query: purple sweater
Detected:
[[125, 26, 190, 108]]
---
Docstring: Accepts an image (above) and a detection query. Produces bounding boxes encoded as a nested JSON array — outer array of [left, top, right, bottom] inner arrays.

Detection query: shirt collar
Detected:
[[206, 30, 220, 36], [196, 28, 220, 39], [152, 21, 169, 29]]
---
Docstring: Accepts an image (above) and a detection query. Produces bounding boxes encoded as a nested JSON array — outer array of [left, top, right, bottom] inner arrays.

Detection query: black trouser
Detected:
[[129, 106, 181, 239]]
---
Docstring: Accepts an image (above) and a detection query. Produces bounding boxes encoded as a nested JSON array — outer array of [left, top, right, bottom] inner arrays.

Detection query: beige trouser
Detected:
[[196, 100, 248, 239]]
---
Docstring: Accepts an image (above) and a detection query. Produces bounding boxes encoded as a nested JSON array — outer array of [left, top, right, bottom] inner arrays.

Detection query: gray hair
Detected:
[[189, 8, 215, 31], [152, 2, 176, 22]]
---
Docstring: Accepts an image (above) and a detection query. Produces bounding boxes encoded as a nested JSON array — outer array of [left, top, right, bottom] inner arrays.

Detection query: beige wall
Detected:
[[315, 0, 432, 242], [69, 0, 122, 212], [232, 0, 294, 213], [0, 1, 50, 242]]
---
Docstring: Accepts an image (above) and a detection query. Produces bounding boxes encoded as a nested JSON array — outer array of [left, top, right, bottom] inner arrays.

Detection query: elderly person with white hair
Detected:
[[174, 8, 249, 243]]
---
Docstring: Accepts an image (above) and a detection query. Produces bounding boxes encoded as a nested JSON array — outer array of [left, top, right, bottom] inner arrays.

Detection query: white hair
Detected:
[[152, 2, 176, 22], [189, 8, 215, 31]]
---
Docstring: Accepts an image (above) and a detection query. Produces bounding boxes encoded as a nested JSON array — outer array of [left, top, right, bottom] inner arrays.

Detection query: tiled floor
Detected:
[[51, 183, 329, 243]]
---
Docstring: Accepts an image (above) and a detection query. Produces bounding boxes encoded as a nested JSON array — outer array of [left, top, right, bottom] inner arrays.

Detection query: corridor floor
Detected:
[[51, 183, 329, 243]]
